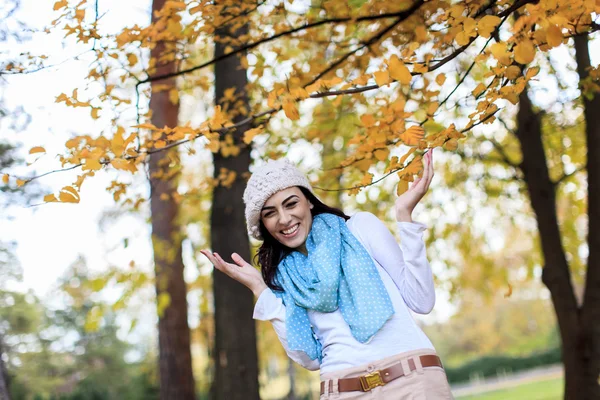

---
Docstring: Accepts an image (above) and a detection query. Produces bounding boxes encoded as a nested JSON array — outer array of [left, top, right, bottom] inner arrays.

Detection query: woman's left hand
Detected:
[[395, 149, 434, 222]]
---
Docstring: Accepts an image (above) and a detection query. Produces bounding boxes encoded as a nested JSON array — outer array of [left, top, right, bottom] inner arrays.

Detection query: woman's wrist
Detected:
[[396, 209, 413, 223], [252, 283, 268, 298]]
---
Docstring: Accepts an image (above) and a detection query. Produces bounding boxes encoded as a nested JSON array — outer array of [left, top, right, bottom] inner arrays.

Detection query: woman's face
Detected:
[[260, 187, 313, 254]]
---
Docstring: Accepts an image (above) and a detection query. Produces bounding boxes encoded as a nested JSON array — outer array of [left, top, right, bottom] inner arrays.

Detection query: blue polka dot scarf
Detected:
[[274, 213, 394, 361]]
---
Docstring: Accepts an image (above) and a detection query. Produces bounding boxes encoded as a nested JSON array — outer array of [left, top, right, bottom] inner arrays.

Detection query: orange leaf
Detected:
[[435, 73, 446, 86], [396, 179, 409, 196], [388, 55, 412, 85], [58, 186, 80, 203], [401, 126, 425, 146], [2, 174, 8, 184], [243, 126, 264, 144], [374, 70, 391, 87], [44, 194, 58, 202], [29, 146, 46, 154], [282, 101, 299, 120], [514, 40, 535, 65], [477, 15, 501, 38], [546, 25, 563, 48], [53, 0, 68, 10], [16, 179, 26, 187], [360, 114, 376, 128]]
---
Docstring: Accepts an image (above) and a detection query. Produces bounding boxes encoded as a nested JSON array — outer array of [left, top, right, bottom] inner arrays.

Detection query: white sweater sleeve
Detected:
[[350, 212, 436, 314], [253, 288, 321, 371]]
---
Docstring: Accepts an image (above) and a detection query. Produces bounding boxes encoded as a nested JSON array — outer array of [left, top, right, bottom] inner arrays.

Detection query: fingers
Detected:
[[231, 252, 250, 268]]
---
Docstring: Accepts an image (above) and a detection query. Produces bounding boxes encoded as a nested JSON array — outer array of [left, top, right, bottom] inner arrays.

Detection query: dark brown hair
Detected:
[[254, 187, 349, 292]]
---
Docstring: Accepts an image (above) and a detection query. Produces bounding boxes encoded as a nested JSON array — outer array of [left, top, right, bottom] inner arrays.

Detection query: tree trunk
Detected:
[[515, 83, 598, 398], [0, 334, 11, 400], [573, 33, 600, 400], [210, 7, 260, 400], [149, 1, 196, 399]]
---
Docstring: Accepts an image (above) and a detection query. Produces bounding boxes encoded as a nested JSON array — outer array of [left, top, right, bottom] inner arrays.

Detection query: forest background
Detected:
[[0, 0, 598, 399]]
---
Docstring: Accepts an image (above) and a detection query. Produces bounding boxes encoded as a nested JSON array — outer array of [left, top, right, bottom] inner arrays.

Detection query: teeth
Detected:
[[283, 224, 299, 235]]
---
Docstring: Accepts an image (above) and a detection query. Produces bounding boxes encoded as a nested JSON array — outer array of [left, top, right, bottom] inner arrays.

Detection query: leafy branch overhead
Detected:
[[1, 0, 598, 205]]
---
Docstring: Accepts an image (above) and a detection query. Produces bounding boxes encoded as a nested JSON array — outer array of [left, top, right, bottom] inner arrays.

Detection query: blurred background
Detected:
[[1, 0, 597, 399]]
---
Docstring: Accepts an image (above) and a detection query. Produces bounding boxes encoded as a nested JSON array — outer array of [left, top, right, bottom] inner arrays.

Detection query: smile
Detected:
[[281, 223, 300, 237]]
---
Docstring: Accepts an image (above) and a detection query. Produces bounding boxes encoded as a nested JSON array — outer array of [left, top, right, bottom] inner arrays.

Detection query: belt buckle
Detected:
[[360, 370, 384, 391]]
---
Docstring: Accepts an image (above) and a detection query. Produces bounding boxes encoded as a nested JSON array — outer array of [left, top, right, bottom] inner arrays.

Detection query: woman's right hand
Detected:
[[200, 250, 268, 298]]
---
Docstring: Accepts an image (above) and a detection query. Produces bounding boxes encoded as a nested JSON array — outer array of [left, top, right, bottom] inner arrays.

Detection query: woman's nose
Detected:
[[279, 210, 292, 226]]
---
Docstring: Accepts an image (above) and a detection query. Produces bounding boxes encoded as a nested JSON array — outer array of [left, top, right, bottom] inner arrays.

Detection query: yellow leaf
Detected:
[[44, 194, 58, 202], [526, 66, 540, 79], [2, 174, 8, 184], [53, 0, 68, 10], [83, 158, 102, 171], [16, 179, 26, 187], [374, 148, 390, 161], [514, 40, 535, 65], [435, 73, 446, 86], [243, 126, 264, 144], [505, 65, 521, 80], [361, 114, 376, 128], [374, 70, 391, 87], [360, 173, 373, 186], [168, 88, 179, 105], [472, 83, 486, 98], [111, 158, 137, 172], [388, 55, 412, 85], [29, 146, 46, 154], [490, 43, 511, 66], [75, 8, 85, 21], [127, 53, 138, 67], [91, 108, 100, 119], [59, 186, 80, 203], [154, 140, 167, 149], [477, 15, 501, 38], [282, 101, 299, 120], [444, 138, 459, 151], [546, 25, 563, 48], [355, 158, 371, 172], [401, 126, 425, 146], [397, 179, 409, 196], [112, 127, 125, 156]]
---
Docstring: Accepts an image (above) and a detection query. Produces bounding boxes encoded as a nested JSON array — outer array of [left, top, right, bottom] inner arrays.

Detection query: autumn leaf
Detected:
[[58, 186, 80, 203], [477, 15, 501, 38], [444, 138, 459, 151], [2, 174, 8, 184], [361, 114, 376, 128], [127, 53, 138, 67], [396, 179, 409, 196], [435, 73, 446, 86], [505, 65, 521, 80], [374, 148, 390, 161], [16, 179, 26, 187], [169, 88, 179, 105], [546, 25, 563, 48], [91, 107, 100, 119], [526, 66, 540, 80], [53, 0, 68, 10], [514, 40, 535, 65], [400, 126, 425, 146], [243, 125, 264, 144], [282, 101, 299, 120], [44, 194, 58, 202], [29, 146, 46, 154], [111, 158, 137, 173], [374, 70, 391, 87], [388, 55, 412, 85]]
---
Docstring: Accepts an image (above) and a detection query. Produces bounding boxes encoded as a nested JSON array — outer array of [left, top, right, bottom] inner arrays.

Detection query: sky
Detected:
[[1, 0, 598, 336]]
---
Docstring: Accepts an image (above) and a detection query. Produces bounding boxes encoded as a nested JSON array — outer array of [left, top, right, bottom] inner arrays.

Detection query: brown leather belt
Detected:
[[320, 354, 443, 394]]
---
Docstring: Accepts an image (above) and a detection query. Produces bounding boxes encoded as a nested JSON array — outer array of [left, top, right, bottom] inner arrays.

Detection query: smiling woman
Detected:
[[200, 156, 453, 399]]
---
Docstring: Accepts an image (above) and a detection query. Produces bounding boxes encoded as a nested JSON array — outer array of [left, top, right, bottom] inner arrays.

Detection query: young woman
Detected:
[[201, 151, 454, 399]]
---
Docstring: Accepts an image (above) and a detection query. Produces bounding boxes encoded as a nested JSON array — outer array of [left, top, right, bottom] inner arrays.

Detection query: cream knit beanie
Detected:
[[243, 159, 314, 240]]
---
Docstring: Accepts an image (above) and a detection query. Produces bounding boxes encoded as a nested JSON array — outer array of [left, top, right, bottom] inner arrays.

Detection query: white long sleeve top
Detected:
[[253, 211, 436, 374]]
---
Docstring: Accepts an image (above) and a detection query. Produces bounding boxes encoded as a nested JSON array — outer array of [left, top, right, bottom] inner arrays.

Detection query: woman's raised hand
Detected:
[[395, 149, 434, 222], [200, 250, 268, 298]]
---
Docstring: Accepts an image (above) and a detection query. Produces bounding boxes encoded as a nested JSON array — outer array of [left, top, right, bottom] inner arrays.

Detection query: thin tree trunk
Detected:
[[573, 33, 600, 400], [515, 85, 597, 398], [0, 334, 11, 400], [210, 6, 260, 400], [148, 1, 196, 399]]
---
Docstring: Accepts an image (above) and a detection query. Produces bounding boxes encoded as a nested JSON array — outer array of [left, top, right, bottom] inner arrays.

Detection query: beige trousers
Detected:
[[319, 349, 454, 400]]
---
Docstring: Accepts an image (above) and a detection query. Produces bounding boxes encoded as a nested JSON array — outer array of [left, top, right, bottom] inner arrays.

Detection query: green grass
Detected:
[[456, 377, 563, 400]]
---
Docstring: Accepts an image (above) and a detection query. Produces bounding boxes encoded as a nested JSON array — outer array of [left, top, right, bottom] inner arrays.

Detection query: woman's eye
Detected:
[[263, 211, 274, 218], [287, 202, 297, 208]]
